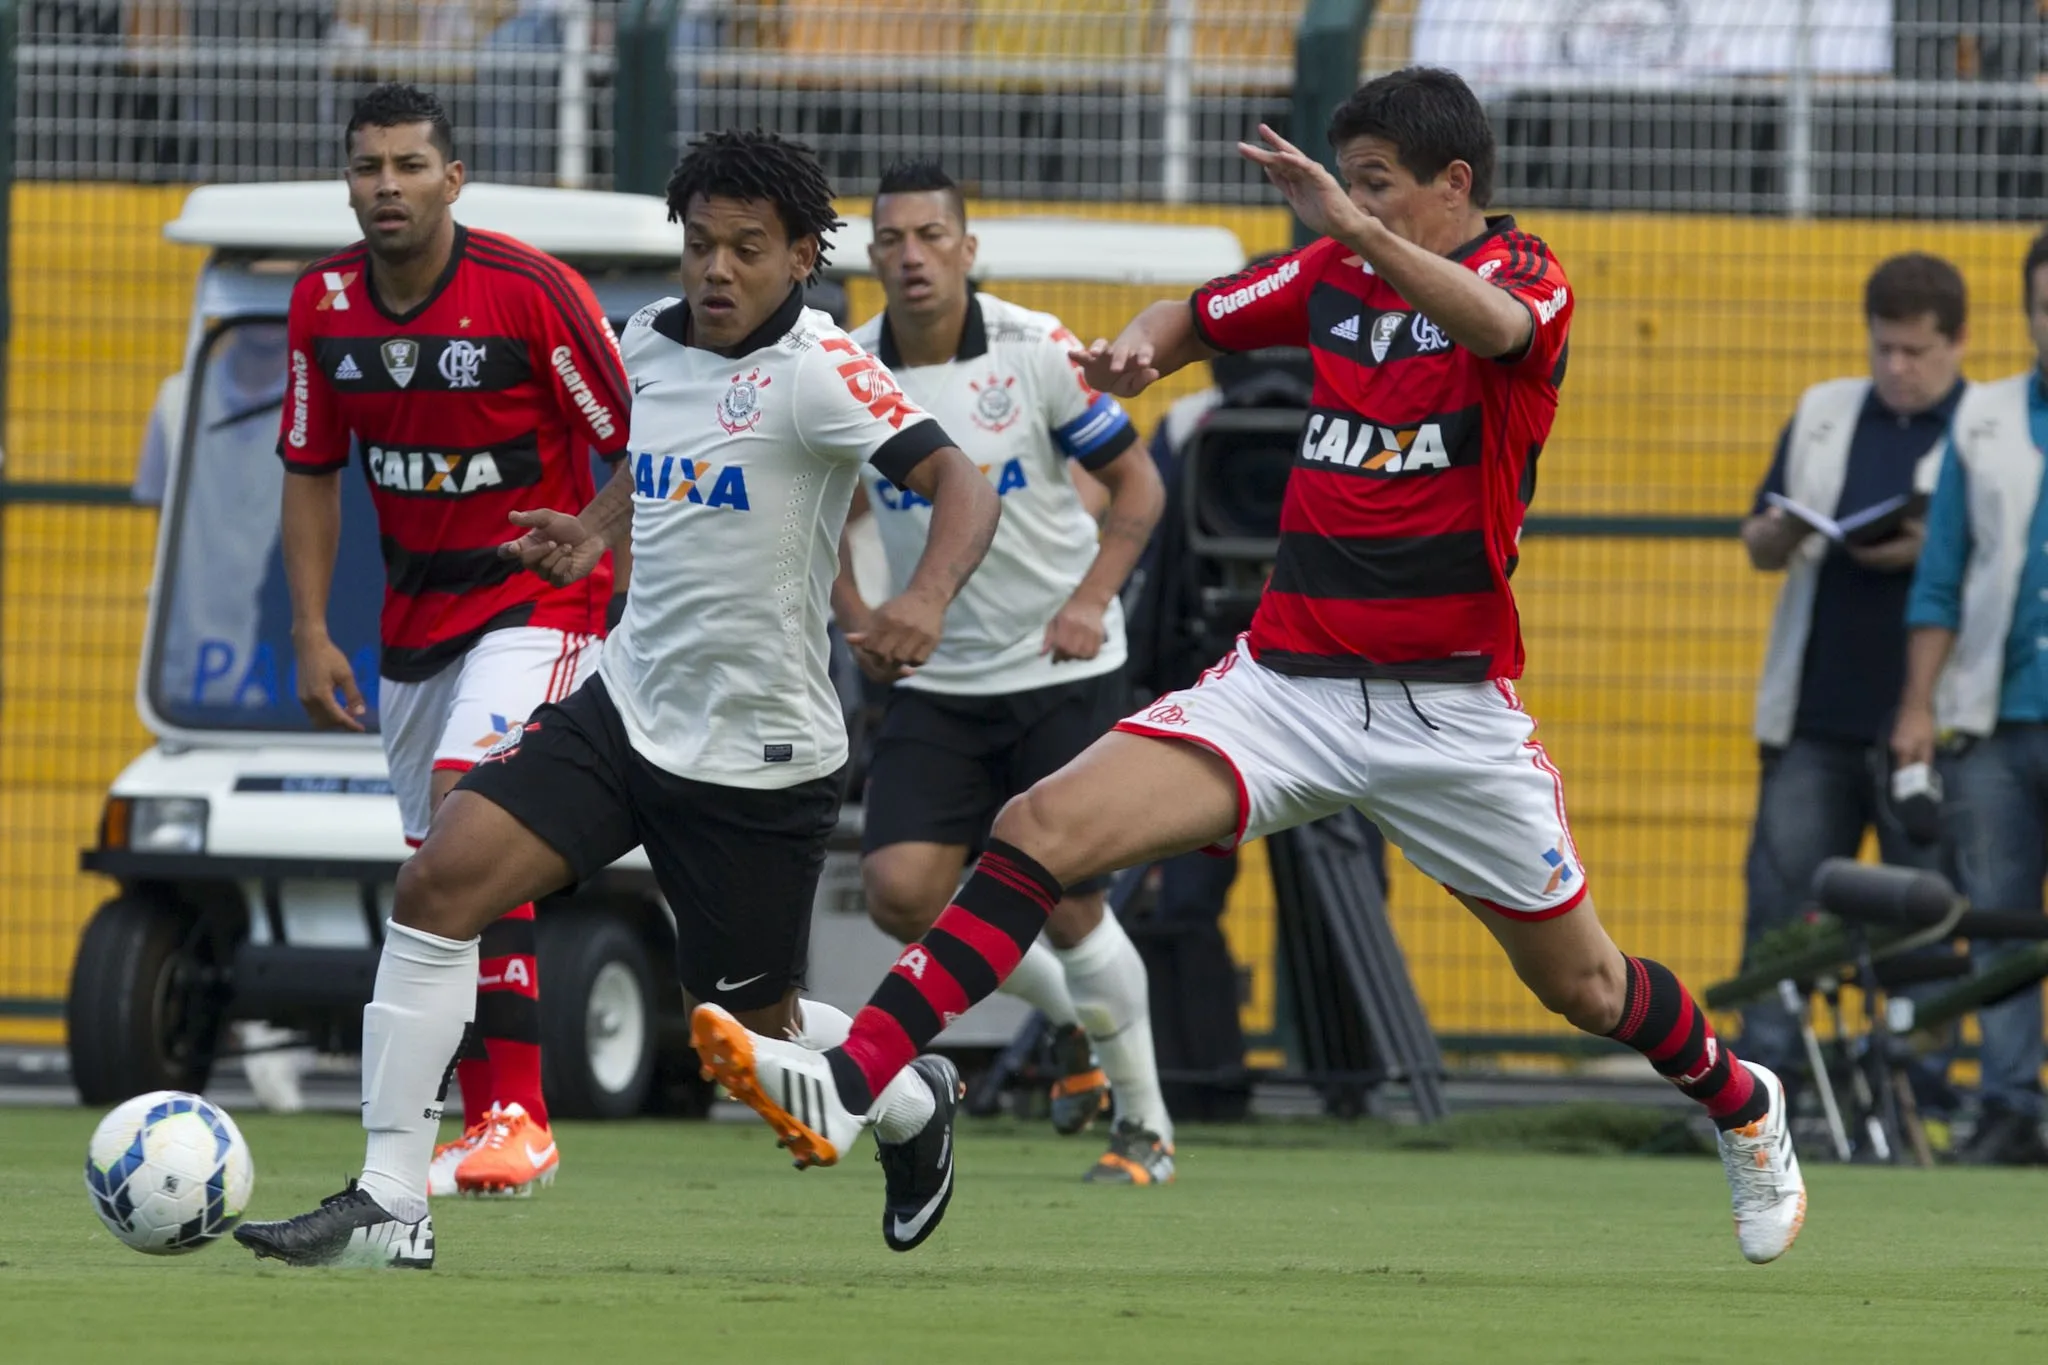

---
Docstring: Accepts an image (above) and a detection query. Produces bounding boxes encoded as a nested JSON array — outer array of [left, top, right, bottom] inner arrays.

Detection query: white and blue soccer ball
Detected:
[[85, 1090, 254, 1254]]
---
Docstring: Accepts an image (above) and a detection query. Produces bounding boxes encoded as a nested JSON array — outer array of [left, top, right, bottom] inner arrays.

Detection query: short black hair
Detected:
[[664, 130, 845, 280], [1865, 253, 1967, 339], [345, 82, 457, 163], [875, 159, 967, 226], [1327, 66, 1495, 208], [2024, 228, 2048, 311]]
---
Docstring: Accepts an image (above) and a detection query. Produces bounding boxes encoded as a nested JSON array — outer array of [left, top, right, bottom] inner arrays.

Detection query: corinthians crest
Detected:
[[380, 338, 420, 388], [717, 368, 772, 434], [968, 372, 1019, 433]]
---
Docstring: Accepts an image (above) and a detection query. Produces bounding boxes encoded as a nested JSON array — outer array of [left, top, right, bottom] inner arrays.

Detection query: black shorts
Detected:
[[456, 676, 843, 1012], [860, 667, 1128, 892]]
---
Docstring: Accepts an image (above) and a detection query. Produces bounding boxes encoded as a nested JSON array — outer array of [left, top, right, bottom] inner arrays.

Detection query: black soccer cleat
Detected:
[[1046, 1023, 1112, 1137], [1084, 1119, 1176, 1186], [233, 1180, 435, 1269], [876, 1054, 962, 1253]]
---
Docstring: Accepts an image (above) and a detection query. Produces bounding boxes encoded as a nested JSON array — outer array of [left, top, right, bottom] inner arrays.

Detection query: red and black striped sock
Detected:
[[473, 903, 548, 1129], [829, 839, 1061, 1112], [1607, 955, 1767, 1130]]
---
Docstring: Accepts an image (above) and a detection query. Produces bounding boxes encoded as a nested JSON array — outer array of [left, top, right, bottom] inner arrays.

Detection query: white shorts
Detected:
[[379, 626, 600, 843], [1115, 638, 1586, 920]]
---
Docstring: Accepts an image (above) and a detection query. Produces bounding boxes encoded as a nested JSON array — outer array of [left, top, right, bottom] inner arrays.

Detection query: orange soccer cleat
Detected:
[[453, 1101, 560, 1197]]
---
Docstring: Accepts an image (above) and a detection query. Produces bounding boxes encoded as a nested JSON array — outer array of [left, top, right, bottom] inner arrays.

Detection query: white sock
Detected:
[[1055, 911, 1173, 1145], [792, 998, 853, 1050], [357, 922, 477, 1223], [870, 1067, 937, 1143], [998, 936, 1081, 1027]]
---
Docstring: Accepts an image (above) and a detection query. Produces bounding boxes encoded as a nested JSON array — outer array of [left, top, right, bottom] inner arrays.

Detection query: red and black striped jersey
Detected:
[[1188, 217, 1572, 683], [279, 224, 632, 681]]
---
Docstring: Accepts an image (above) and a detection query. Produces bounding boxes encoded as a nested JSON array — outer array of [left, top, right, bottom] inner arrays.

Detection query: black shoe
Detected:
[[1046, 1023, 1111, 1136], [877, 1055, 961, 1252], [233, 1180, 435, 1268], [1083, 1118, 1177, 1185], [1957, 1105, 2048, 1167]]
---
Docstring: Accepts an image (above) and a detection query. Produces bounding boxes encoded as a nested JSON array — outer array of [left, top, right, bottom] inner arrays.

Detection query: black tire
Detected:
[[536, 911, 658, 1120], [66, 893, 219, 1105]]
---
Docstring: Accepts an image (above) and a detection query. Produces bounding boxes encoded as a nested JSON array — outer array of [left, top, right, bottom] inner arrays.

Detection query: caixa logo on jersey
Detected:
[[873, 459, 1027, 511], [366, 440, 542, 497], [632, 452, 751, 509], [1297, 406, 1479, 477]]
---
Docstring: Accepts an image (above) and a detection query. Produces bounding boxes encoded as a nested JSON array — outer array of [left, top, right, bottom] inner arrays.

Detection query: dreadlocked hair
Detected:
[[664, 130, 844, 281]]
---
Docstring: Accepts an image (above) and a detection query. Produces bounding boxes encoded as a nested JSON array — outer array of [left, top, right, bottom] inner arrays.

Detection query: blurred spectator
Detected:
[[1895, 228, 2048, 1165], [1737, 254, 1965, 1108]]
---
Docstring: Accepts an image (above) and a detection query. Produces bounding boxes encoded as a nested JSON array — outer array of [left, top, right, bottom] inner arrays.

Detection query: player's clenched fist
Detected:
[[500, 507, 605, 587], [848, 591, 946, 681]]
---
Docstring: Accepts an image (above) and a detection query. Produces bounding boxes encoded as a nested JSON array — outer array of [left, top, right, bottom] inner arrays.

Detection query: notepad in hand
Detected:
[[1765, 491, 1926, 548]]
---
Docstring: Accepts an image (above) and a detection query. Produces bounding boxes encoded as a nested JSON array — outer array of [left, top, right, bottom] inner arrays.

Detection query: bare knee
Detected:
[[861, 855, 952, 944], [393, 851, 493, 941], [1527, 953, 1628, 1035], [865, 878, 939, 943], [990, 784, 1068, 860]]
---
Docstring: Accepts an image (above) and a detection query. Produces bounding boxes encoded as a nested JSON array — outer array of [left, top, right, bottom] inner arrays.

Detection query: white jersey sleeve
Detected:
[[795, 331, 954, 483], [1024, 317, 1136, 471]]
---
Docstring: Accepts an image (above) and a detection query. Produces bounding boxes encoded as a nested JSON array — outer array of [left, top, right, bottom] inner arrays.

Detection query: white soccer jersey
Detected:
[[851, 288, 1137, 695], [602, 290, 951, 787]]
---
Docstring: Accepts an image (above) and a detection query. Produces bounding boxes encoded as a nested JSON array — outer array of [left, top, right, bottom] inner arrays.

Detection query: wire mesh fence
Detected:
[[5, 2, 2046, 1064]]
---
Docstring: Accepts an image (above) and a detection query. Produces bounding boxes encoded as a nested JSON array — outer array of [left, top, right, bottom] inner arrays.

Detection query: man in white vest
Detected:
[[1740, 254, 1965, 1111], [1895, 230, 2048, 1166]]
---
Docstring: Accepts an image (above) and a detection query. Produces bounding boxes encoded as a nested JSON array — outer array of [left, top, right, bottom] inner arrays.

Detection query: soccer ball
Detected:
[[84, 1090, 254, 1254]]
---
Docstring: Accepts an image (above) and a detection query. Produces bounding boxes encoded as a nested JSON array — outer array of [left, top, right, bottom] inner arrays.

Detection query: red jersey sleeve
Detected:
[[533, 262, 633, 457], [278, 269, 355, 472], [1478, 230, 1572, 377], [1188, 239, 1333, 353]]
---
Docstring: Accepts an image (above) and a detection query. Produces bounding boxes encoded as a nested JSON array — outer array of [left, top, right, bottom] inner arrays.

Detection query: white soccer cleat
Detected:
[[427, 1109, 493, 1198], [691, 1003, 867, 1168], [1718, 1060, 1806, 1264]]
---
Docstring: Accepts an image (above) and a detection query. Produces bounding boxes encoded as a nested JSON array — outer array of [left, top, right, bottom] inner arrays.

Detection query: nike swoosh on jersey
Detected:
[[889, 1154, 954, 1244], [526, 1142, 557, 1166], [714, 972, 768, 992]]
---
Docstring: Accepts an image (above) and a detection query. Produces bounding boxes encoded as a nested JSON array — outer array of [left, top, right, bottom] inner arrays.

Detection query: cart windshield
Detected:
[[146, 318, 386, 733]]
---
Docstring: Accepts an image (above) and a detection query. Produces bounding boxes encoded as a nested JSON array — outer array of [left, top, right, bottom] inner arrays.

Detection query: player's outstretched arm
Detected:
[[499, 457, 634, 588], [850, 446, 999, 679], [1068, 301, 1216, 399], [1044, 444, 1165, 663], [280, 469, 366, 731]]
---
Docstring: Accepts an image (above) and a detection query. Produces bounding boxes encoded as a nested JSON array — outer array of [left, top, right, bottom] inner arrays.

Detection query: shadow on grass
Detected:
[[1146, 1104, 1713, 1159]]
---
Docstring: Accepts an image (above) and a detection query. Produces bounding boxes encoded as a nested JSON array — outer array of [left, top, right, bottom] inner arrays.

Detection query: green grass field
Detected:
[[7, 1104, 2046, 1364]]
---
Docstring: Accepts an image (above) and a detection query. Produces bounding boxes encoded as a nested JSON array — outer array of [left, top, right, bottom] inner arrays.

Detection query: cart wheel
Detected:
[[537, 912, 657, 1120], [66, 894, 221, 1104]]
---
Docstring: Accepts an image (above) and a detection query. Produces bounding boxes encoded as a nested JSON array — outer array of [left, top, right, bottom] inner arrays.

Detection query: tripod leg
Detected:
[[1782, 978, 1851, 1162]]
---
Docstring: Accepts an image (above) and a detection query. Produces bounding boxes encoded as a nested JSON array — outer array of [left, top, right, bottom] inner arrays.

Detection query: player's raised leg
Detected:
[[1466, 897, 1804, 1262], [698, 729, 1238, 1165], [234, 788, 582, 1268], [865, 840, 1108, 1133], [1368, 678, 1804, 1265]]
